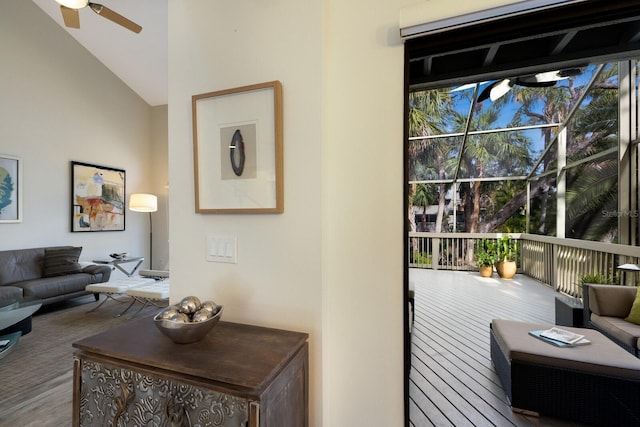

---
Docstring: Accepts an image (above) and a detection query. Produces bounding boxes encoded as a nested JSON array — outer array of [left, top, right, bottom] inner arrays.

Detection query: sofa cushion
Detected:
[[590, 313, 640, 348], [42, 247, 83, 277], [0, 248, 45, 286], [16, 274, 92, 300], [625, 287, 640, 325], [588, 284, 637, 317]]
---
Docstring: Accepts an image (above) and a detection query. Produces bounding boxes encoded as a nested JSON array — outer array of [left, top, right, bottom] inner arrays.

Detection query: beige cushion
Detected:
[[491, 318, 640, 379], [590, 314, 640, 348], [588, 284, 637, 317]]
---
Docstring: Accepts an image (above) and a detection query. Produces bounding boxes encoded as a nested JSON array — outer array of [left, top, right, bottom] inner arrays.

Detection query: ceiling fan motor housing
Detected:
[[56, 0, 89, 8]]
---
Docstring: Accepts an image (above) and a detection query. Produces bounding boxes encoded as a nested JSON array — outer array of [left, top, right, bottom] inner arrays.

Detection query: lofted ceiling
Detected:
[[32, 0, 168, 106]]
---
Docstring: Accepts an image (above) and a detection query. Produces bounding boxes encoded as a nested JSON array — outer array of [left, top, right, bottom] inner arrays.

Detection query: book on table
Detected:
[[529, 327, 591, 347]]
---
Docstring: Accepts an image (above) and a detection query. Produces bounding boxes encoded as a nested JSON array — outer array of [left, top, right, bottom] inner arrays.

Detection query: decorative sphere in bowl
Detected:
[[156, 306, 180, 320], [201, 300, 218, 314], [191, 308, 213, 323], [154, 305, 223, 344], [177, 296, 202, 314]]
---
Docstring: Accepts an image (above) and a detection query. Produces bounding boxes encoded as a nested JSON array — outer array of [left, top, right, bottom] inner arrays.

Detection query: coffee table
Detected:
[[0, 297, 42, 359]]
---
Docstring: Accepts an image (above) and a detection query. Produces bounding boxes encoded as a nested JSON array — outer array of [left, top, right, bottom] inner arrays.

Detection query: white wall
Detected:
[[168, 0, 409, 425], [0, 1, 163, 276], [150, 105, 170, 270], [168, 0, 325, 423], [322, 1, 408, 424]]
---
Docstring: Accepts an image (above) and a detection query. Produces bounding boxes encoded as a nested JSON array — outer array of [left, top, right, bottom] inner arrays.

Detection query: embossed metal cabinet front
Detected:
[[74, 357, 249, 427]]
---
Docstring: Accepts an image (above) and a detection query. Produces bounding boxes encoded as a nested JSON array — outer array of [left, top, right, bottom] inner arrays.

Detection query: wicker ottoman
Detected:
[[490, 319, 640, 426]]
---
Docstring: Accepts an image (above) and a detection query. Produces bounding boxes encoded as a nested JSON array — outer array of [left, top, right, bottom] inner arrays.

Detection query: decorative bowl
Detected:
[[154, 305, 223, 344]]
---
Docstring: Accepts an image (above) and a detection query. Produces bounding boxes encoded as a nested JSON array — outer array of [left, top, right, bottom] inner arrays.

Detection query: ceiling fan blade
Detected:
[[60, 5, 80, 29], [514, 77, 557, 88], [516, 68, 582, 87], [88, 3, 142, 33], [478, 79, 513, 102], [558, 68, 582, 78], [478, 81, 499, 102], [489, 79, 514, 101]]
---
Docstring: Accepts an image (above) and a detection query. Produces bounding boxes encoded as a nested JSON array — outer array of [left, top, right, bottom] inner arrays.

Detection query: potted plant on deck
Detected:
[[475, 238, 497, 278], [496, 235, 517, 279], [579, 272, 617, 287]]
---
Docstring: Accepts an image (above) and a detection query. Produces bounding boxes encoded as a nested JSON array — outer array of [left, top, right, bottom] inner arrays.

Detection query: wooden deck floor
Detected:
[[408, 269, 589, 427]]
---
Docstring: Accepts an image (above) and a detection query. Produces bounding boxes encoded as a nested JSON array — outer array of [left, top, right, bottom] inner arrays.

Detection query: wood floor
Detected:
[[408, 268, 589, 427], [3, 273, 591, 426], [0, 295, 165, 426]]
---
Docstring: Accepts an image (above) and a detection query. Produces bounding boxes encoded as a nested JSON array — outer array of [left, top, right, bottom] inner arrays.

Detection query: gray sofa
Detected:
[[0, 246, 111, 306], [583, 283, 640, 356]]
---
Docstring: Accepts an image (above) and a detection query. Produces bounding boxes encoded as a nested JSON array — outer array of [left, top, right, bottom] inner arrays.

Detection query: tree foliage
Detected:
[[408, 62, 622, 241]]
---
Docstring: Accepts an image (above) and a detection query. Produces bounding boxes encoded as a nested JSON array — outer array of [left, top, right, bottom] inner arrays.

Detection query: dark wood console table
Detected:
[[72, 316, 308, 426]]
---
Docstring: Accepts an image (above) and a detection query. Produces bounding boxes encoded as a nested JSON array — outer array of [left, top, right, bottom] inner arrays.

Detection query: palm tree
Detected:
[[408, 89, 453, 232], [565, 155, 618, 241], [564, 67, 619, 240], [480, 64, 619, 237], [448, 98, 532, 233], [409, 183, 437, 231]]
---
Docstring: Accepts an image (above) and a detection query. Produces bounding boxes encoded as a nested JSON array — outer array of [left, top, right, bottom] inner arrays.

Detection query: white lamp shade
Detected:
[[56, 0, 89, 8], [129, 194, 158, 212], [617, 263, 640, 271]]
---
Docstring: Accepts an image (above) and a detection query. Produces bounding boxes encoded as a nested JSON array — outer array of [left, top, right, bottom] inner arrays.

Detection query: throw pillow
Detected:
[[625, 287, 640, 325], [43, 247, 83, 277]]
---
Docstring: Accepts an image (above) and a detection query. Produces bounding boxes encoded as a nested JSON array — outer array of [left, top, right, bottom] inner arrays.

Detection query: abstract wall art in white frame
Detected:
[[0, 154, 22, 223]]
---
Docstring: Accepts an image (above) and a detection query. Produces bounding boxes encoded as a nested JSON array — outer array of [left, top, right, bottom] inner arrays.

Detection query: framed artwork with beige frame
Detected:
[[192, 80, 283, 213]]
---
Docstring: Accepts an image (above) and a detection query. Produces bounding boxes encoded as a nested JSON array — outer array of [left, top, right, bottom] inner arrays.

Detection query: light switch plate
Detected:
[[206, 235, 237, 263]]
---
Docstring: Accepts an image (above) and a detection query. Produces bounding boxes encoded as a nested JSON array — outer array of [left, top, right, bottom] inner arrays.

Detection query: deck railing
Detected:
[[408, 232, 640, 297]]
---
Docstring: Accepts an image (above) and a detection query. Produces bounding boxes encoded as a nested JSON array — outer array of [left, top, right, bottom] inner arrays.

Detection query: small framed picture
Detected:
[[192, 81, 283, 213], [71, 161, 126, 232], [0, 155, 22, 223]]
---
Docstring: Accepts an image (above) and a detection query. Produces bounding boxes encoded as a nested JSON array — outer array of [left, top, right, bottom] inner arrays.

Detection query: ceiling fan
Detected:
[[477, 69, 582, 103], [55, 0, 142, 34]]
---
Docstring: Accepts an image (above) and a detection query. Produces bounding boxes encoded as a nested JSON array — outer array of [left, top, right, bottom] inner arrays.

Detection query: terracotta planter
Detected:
[[496, 260, 517, 279], [479, 265, 494, 277]]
